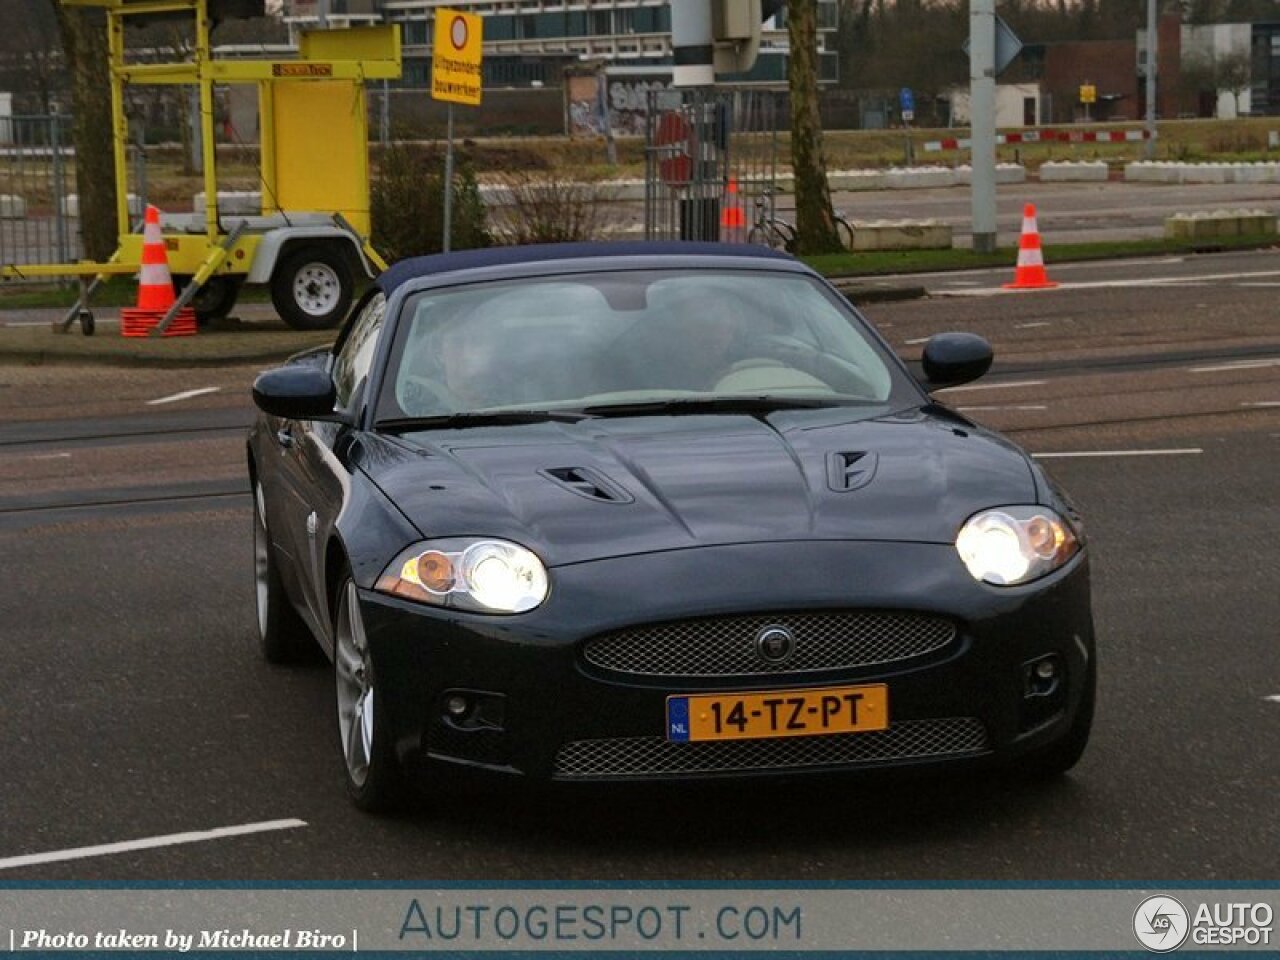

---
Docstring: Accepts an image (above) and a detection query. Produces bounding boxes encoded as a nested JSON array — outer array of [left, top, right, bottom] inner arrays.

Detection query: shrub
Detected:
[[488, 171, 622, 245], [371, 141, 489, 262]]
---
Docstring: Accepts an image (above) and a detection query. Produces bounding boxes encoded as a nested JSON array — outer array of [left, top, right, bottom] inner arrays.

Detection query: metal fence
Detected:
[[0, 115, 79, 274], [644, 88, 782, 246]]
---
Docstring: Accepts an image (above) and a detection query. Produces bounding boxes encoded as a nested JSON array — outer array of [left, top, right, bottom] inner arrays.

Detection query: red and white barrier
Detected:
[[923, 128, 1151, 153]]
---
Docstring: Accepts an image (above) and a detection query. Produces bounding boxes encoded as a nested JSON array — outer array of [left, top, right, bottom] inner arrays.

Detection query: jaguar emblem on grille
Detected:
[[755, 625, 795, 664]]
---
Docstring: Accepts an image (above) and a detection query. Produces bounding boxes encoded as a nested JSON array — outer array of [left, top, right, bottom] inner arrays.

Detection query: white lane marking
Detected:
[[1264, 695, 1280, 703], [1242, 401, 1280, 408], [1190, 358, 1280, 374], [1236, 283, 1280, 288], [936, 379, 1047, 393], [0, 818, 307, 871], [903, 336, 931, 345], [30, 453, 72, 461], [957, 404, 1048, 412], [1033, 448, 1203, 459], [1016, 321, 1052, 329], [941, 267, 1280, 297], [146, 386, 221, 405]]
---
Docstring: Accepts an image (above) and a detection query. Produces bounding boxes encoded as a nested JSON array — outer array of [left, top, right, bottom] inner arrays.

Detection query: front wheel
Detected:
[[271, 246, 354, 331], [333, 577, 412, 813]]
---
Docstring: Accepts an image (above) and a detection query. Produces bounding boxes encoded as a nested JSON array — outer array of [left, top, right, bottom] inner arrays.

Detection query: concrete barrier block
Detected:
[[192, 191, 261, 215], [954, 164, 1025, 185], [0, 194, 25, 219], [1040, 161, 1108, 182], [829, 169, 886, 191], [849, 219, 952, 251], [1164, 209, 1278, 240], [61, 193, 143, 218]]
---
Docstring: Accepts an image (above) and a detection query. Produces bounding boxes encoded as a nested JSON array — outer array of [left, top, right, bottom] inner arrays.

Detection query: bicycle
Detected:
[[746, 188, 796, 252], [833, 212, 855, 251]]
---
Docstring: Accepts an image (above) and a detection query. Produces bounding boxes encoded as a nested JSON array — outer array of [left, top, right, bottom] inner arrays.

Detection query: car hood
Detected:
[[360, 407, 1036, 567]]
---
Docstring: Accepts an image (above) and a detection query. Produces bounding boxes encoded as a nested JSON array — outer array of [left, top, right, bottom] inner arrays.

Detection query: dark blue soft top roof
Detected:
[[376, 241, 796, 293]]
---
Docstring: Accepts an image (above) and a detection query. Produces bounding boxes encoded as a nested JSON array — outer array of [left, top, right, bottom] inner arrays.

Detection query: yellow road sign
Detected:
[[432, 8, 483, 106], [1080, 84, 1097, 104]]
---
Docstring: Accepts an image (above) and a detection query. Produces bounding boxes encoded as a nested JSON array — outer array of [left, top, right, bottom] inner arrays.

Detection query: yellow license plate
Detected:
[[666, 684, 889, 743]]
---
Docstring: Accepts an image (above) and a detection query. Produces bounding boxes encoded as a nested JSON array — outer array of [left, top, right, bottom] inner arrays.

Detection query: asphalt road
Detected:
[[0, 249, 1277, 881]]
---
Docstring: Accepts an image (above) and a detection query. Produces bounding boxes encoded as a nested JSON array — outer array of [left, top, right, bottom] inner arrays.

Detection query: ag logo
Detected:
[[1134, 895, 1190, 952]]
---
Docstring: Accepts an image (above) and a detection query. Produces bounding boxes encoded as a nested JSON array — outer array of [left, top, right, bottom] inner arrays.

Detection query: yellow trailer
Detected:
[[1, 0, 400, 334]]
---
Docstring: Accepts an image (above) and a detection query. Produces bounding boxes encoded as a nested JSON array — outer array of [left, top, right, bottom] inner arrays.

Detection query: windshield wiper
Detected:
[[378, 409, 595, 430], [581, 396, 861, 418]]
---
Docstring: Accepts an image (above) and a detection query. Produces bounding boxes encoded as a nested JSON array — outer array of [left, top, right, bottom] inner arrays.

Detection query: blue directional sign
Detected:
[[900, 87, 915, 113]]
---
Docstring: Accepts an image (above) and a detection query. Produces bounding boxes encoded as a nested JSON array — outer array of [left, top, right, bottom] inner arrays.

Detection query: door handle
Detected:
[[276, 426, 295, 449]]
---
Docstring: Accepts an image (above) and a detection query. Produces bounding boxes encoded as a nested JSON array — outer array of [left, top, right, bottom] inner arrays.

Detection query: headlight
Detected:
[[955, 506, 1080, 586], [375, 538, 549, 614]]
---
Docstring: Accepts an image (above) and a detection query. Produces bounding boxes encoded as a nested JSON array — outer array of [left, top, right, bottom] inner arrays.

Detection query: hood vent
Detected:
[[826, 451, 879, 492], [540, 467, 634, 504]]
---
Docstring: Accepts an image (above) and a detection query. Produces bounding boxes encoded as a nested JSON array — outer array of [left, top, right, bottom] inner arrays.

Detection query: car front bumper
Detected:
[[359, 540, 1094, 785]]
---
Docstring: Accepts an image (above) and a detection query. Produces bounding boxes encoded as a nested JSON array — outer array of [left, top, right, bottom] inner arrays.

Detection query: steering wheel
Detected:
[[741, 334, 880, 398]]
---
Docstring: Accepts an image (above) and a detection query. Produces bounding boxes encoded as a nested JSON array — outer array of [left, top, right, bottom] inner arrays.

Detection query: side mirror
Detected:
[[252, 366, 339, 420], [921, 332, 994, 392]]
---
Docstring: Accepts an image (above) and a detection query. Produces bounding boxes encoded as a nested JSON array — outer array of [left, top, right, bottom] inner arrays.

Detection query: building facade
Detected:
[[285, 0, 838, 88]]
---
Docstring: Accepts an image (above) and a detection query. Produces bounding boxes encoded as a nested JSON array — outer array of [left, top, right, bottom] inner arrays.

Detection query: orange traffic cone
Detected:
[[720, 177, 746, 236], [120, 205, 197, 338], [1003, 203, 1058, 290]]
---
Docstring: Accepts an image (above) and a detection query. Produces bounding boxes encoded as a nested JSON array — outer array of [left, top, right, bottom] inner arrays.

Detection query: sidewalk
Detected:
[[0, 303, 333, 367]]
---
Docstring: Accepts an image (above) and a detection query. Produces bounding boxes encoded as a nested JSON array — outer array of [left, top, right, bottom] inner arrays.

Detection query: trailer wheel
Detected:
[[188, 276, 242, 324], [271, 246, 353, 330]]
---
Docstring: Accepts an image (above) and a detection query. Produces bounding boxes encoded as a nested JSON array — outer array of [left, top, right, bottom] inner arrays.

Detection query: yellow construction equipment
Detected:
[[2, 0, 401, 334]]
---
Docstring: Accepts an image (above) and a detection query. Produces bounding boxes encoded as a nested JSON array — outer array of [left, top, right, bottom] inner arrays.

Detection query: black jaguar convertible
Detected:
[[248, 242, 1095, 812]]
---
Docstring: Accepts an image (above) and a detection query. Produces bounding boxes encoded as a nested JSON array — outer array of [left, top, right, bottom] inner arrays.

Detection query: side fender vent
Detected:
[[540, 467, 634, 504], [826, 451, 879, 492]]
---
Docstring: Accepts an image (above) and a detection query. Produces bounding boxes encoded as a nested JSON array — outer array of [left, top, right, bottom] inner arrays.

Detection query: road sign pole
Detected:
[[969, 0, 998, 255], [443, 102, 454, 253]]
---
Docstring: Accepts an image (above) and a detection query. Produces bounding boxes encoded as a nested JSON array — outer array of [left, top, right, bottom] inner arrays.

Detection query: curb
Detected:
[[834, 284, 929, 305]]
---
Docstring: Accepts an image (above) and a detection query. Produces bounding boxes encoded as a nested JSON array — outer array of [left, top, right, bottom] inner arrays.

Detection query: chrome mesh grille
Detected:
[[553, 718, 989, 778], [582, 612, 955, 677]]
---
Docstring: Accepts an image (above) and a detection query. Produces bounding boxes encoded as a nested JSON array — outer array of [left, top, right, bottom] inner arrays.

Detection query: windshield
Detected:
[[375, 269, 915, 423]]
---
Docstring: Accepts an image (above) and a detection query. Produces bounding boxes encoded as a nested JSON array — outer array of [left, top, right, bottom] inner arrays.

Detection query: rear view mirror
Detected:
[[252, 366, 338, 420], [921, 332, 994, 392]]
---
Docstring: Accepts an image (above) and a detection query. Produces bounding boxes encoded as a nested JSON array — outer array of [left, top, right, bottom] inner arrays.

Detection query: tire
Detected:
[[189, 276, 241, 323], [333, 576, 412, 813], [1021, 655, 1096, 779], [253, 480, 314, 664], [270, 246, 354, 331], [748, 223, 790, 252], [834, 216, 855, 252]]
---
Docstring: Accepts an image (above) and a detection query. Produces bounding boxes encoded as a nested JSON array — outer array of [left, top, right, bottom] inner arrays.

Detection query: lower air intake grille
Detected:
[[552, 717, 989, 779], [582, 611, 956, 677]]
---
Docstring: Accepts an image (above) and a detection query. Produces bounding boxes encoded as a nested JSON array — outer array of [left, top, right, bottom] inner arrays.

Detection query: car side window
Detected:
[[332, 291, 387, 409]]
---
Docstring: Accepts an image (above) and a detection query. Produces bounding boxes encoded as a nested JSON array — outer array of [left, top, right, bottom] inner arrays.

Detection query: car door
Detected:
[[273, 290, 388, 636]]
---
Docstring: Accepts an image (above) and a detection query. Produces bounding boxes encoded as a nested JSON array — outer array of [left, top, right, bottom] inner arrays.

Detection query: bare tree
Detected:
[[48, 0, 118, 260], [1214, 49, 1252, 117], [786, 0, 841, 255]]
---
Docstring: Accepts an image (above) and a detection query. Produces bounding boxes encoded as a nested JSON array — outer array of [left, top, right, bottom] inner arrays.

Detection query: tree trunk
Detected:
[[786, 0, 842, 255], [50, 0, 118, 261]]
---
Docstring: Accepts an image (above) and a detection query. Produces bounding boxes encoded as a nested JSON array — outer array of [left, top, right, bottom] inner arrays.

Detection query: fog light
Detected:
[[445, 694, 470, 717], [1025, 655, 1062, 699]]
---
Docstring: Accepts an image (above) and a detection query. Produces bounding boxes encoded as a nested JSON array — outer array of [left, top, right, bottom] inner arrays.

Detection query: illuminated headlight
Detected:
[[955, 506, 1080, 586], [375, 538, 549, 614]]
